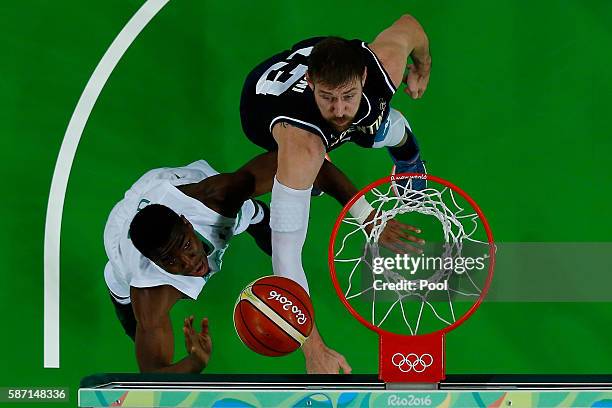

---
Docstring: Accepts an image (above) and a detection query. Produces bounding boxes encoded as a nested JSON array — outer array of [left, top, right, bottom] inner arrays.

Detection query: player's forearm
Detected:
[[195, 153, 277, 216], [399, 15, 431, 69], [135, 322, 205, 374], [315, 160, 358, 206], [238, 155, 357, 207], [302, 324, 324, 352], [411, 42, 431, 72], [315, 161, 375, 225], [237, 151, 278, 196], [141, 354, 205, 374]]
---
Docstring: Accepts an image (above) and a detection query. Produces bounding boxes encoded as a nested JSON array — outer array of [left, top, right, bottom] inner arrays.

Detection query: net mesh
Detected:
[[333, 176, 492, 335]]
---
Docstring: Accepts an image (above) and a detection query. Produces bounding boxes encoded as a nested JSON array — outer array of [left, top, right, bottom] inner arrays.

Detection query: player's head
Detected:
[[307, 36, 367, 132], [129, 204, 210, 277]]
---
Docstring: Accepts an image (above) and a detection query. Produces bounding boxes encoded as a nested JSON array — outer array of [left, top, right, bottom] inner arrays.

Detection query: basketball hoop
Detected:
[[328, 173, 495, 384]]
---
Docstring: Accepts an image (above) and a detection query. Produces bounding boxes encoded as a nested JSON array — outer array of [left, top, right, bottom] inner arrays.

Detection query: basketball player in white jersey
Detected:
[[104, 151, 424, 374]]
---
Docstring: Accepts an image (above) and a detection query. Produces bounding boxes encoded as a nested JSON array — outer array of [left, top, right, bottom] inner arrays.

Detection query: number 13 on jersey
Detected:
[[255, 47, 312, 96]]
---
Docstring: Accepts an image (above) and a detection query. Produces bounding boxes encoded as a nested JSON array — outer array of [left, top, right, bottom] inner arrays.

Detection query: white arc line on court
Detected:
[[43, 0, 170, 368]]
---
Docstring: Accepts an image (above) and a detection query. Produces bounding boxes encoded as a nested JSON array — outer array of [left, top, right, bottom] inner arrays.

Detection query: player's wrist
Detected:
[[302, 337, 326, 356], [412, 53, 431, 72], [302, 326, 325, 353], [348, 196, 375, 225], [187, 351, 208, 371]]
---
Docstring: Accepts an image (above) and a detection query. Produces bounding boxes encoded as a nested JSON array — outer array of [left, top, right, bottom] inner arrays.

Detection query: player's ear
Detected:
[[180, 215, 191, 227], [362, 67, 367, 86], [305, 71, 314, 91]]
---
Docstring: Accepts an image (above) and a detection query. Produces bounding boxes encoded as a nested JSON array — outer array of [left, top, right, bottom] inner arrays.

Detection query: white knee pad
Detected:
[[270, 177, 312, 293], [372, 108, 413, 149], [270, 179, 311, 232]]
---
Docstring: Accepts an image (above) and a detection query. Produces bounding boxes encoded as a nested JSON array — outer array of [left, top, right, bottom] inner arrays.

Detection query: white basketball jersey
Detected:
[[103, 160, 256, 304]]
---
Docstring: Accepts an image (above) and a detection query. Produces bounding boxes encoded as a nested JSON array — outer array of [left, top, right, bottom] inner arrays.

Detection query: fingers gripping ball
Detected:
[[234, 276, 314, 356]]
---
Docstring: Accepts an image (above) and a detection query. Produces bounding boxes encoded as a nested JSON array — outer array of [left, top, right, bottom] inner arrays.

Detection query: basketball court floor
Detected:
[[1, 1, 611, 408]]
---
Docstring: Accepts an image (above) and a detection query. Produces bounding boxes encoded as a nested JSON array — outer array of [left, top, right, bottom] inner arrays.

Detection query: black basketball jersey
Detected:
[[240, 37, 397, 152]]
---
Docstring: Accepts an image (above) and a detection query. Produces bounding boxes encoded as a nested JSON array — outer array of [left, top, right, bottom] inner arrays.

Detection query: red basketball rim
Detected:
[[328, 172, 496, 337]]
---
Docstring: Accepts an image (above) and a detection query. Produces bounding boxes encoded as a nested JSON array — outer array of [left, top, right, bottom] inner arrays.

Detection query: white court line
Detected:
[[43, 0, 170, 368]]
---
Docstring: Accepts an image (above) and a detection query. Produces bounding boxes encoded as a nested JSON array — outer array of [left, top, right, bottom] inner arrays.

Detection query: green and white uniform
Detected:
[[103, 160, 257, 304]]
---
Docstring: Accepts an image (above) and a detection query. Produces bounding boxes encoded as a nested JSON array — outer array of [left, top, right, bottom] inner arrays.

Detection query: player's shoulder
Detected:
[[358, 40, 397, 94]]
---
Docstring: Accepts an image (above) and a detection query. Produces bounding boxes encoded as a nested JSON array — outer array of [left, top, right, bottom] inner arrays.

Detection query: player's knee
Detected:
[[296, 133, 325, 159], [277, 130, 325, 158]]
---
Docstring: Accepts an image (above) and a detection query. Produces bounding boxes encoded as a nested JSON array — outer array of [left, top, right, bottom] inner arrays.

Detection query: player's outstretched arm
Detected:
[[131, 285, 210, 373], [187, 150, 360, 216], [228, 150, 360, 206], [186, 147, 422, 257], [316, 158, 425, 253], [183, 152, 278, 218], [228, 151, 360, 207], [369, 14, 431, 99], [315, 159, 360, 206]]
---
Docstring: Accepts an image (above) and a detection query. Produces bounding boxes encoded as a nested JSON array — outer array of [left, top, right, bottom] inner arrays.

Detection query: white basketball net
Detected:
[[333, 177, 491, 335]]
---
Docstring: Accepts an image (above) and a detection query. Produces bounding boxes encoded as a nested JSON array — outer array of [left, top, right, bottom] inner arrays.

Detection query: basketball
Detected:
[[233, 276, 314, 357]]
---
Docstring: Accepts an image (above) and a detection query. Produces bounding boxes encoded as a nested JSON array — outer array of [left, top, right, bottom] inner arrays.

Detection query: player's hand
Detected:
[[364, 211, 425, 254], [403, 63, 430, 99], [183, 316, 213, 368], [302, 326, 351, 374], [379, 218, 425, 254], [303, 341, 352, 374]]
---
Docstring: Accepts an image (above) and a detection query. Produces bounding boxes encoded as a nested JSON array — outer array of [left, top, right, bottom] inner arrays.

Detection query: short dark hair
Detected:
[[308, 36, 366, 89], [129, 204, 182, 259]]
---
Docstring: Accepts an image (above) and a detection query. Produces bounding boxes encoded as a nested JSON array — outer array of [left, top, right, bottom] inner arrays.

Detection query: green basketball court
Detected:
[[1, 1, 611, 407]]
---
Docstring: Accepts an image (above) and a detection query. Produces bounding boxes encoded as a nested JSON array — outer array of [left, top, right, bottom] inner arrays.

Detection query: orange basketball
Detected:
[[233, 276, 314, 357]]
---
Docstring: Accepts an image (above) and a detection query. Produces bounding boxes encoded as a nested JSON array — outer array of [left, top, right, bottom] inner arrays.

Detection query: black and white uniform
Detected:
[[240, 37, 409, 153]]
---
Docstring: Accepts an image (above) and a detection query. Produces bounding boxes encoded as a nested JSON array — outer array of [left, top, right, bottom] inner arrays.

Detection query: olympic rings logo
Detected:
[[391, 353, 434, 373]]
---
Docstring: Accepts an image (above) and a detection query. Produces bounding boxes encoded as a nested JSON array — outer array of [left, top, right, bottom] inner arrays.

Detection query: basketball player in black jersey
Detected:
[[239, 15, 431, 373]]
